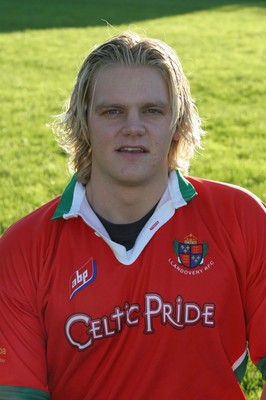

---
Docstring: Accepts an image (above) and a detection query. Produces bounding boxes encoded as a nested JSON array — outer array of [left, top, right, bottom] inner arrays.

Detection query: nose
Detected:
[[121, 111, 146, 136]]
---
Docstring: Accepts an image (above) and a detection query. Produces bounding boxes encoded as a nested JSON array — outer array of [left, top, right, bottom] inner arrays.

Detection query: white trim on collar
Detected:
[[60, 171, 192, 265]]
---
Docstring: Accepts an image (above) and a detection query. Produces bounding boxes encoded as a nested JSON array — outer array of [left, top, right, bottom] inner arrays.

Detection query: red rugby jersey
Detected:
[[0, 171, 265, 400]]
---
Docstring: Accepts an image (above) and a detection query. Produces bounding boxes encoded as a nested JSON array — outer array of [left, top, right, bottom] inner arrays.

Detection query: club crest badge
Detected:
[[173, 234, 208, 269]]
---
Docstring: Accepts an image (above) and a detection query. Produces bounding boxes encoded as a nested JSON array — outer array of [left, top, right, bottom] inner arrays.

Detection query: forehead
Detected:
[[91, 65, 170, 105]]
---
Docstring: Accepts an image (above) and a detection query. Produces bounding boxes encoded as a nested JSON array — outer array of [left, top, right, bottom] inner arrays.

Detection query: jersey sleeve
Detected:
[[243, 195, 266, 379], [0, 219, 50, 399]]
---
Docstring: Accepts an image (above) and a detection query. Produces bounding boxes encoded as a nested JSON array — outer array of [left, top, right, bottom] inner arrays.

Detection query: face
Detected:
[[88, 65, 178, 189]]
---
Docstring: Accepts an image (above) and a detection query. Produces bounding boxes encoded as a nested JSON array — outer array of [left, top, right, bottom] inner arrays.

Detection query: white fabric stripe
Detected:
[[168, 169, 188, 208], [231, 348, 248, 371]]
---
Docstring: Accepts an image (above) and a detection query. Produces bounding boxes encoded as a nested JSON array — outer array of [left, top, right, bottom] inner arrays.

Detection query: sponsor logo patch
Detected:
[[70, 258, 97, 300], [65, 292, 216, 351]]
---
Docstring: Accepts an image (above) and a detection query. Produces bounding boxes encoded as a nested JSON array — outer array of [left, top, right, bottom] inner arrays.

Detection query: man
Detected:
[[0, 32, 265, 400]]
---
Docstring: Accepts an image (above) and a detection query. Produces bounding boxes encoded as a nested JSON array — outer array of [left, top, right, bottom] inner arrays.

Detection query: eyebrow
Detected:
[[94, 101, 170, 112], [94, 103, 124, 113]]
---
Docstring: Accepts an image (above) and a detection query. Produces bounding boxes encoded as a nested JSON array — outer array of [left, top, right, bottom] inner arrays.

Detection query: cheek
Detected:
[[151, 139, 171, 164], [157, 130, 176, 152], [89, 123, 104, 143]]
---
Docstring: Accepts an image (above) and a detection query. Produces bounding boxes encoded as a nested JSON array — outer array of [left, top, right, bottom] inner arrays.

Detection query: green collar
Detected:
[[52, 174, 78, 219], [175, 170, 197, 202], [52, 170, 197, 220]]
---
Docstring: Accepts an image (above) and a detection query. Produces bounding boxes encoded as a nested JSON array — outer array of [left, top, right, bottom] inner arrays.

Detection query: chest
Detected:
[[38, 212, 247, 344]]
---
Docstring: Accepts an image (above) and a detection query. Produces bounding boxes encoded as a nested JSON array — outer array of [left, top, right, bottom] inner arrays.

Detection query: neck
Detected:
[[86, 175, 168, 224]]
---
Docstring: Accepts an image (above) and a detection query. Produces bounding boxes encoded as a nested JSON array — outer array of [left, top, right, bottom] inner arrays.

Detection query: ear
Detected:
[[172, 126, 179, 142]]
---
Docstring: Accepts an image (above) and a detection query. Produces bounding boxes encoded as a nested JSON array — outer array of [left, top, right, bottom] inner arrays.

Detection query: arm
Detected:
[[261, 384, 266, 400], [0, 286, 49, 399], [0, 225, 49, 399], [243, 198, 266, 399]]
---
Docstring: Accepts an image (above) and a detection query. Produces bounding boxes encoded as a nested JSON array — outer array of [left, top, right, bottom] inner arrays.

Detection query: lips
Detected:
[[117, 146, 148, 153]]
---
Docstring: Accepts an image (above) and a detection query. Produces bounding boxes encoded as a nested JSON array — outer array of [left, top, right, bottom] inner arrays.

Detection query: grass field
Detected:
[[0, 0, 265, 398]]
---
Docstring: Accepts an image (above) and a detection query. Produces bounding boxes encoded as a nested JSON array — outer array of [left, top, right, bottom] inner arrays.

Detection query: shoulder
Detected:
[[186, 176, 265, 210], [0, 197, 66, 296], [185, 177, 266, 260], [0, 196, 62, 248], [185, 176, 265, 233]]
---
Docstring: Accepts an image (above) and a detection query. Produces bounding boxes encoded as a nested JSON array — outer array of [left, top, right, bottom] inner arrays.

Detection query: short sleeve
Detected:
[[0, 223, 50, 399], [243, 197, 266, 378]]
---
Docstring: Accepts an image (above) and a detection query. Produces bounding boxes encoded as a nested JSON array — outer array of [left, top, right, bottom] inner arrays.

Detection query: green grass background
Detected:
[[0, 0, 265, 398]]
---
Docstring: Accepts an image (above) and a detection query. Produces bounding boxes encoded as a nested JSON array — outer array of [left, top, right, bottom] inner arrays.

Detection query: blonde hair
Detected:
[[53, 32, 204, 184]]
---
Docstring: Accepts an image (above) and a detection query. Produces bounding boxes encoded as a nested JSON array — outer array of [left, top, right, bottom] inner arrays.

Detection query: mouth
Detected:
[[117, 146, 148, 153]]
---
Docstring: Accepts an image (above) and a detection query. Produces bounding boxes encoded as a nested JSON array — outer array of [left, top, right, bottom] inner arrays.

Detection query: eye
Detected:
[[105, 109, 121, 116], [147, 108, 160, 114], [144, 108, 165, 115]]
